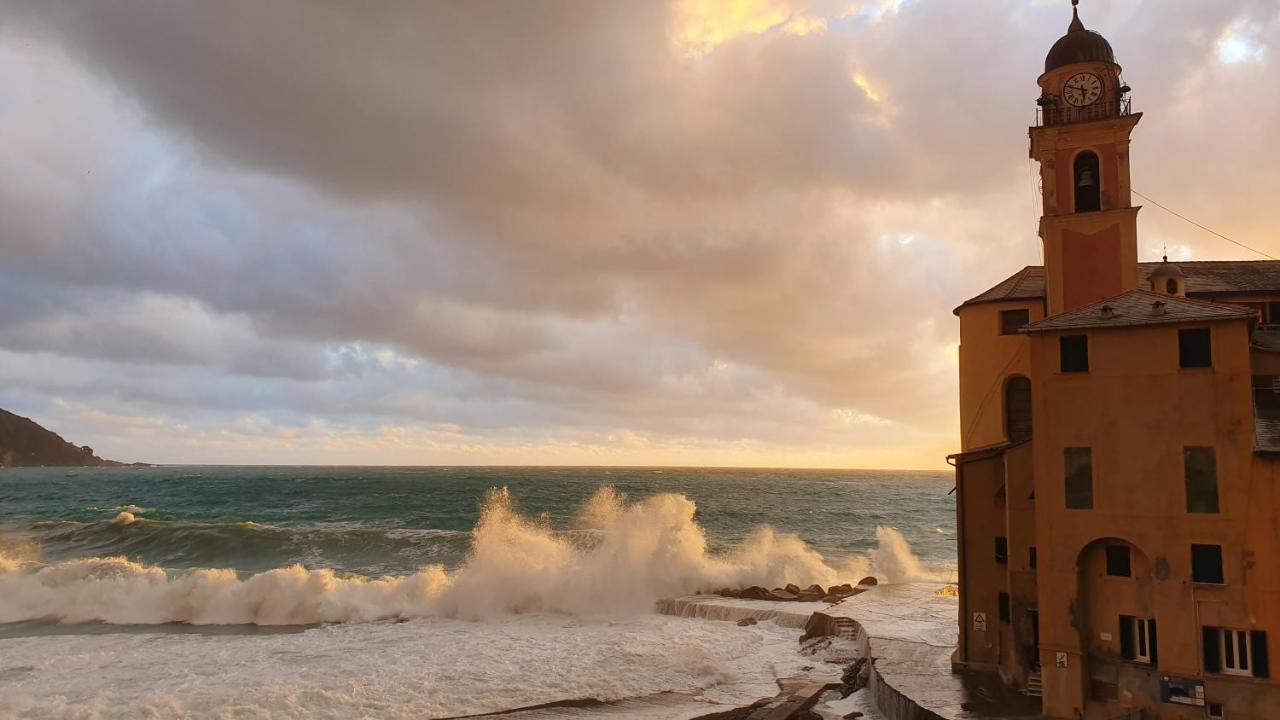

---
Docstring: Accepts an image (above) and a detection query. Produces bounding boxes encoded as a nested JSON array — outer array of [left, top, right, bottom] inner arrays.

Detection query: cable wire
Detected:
[[1133, 189, 1277, 261]]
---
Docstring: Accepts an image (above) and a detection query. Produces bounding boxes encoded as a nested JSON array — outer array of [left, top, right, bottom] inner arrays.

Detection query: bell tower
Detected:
[[1030, 0, 1141, 315]]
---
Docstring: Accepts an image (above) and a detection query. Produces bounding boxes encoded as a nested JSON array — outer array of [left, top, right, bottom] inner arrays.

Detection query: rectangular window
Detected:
[[1191, 544, 1225, 585], [1000, 309, 1030, 335], [1060, 335, 1090, 373], [1179, 328, 1213, 369], [1204, 627, 1270, 678], [1106, 545, 1132, 577], [1065, 447, 1094, 509], [995, 536, 1009, 564], [998, 592, 1011, 623], [1029, 546, 1037, 570], [1185, 447, 1220, 514], [1120, 615, 1156, 665]]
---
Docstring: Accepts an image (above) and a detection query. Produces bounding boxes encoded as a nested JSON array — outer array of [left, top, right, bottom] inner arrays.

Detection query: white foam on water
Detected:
[[0, 487, 949, 626], [0, 614, 820, 720]]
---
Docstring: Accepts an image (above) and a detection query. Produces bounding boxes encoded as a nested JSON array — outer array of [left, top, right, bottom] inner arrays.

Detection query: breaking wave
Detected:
[[0, 487, 947, 626]]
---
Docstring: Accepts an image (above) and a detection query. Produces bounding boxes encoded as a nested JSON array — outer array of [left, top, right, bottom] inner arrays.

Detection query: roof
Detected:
[[1045, 5, 1117, 72], [956, 261, 1280, 314], [1022, 289, 1255, 333]]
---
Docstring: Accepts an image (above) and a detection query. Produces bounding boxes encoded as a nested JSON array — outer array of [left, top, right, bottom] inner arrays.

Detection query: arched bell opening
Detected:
[[1074, 151, 1102, 213]]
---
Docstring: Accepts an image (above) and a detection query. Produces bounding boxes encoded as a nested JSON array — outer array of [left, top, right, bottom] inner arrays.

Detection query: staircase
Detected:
[[1024, 669, 1043, 698]]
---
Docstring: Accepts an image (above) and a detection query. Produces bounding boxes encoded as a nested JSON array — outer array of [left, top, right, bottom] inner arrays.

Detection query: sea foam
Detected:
[[0, 487, 945, 626]]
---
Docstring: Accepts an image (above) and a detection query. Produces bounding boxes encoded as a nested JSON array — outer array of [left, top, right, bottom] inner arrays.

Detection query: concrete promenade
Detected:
[[666, 583, 1042, 720]]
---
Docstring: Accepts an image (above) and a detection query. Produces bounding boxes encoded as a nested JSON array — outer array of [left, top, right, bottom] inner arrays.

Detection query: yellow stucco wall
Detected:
[[1026, 318, 1280, 719], [957, 302, 1042, 451]]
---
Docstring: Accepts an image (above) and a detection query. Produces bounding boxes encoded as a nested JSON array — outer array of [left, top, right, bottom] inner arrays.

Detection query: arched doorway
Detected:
[[1075, 538, 1156, 709]]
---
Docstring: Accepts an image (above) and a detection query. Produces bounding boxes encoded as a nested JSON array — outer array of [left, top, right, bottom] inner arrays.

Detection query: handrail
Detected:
[[1036, 97, 1133, 127]]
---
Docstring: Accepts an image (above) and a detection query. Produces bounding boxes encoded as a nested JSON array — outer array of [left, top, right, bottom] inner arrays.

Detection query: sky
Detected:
[[0, 0, 1278, 469]]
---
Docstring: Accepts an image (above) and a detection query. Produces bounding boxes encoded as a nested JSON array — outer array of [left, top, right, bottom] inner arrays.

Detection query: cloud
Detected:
[[1, 0, 1278, 467]]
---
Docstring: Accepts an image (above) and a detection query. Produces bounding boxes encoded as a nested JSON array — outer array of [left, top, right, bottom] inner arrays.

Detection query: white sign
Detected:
[[973, 612, 987, 632], [1056, 652, 1069, 668], [1100, 632, 1113, 641]]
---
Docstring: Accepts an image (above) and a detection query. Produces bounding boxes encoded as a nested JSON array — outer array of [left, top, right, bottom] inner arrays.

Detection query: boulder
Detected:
[[821, 594, 844, 603], [739, 586, 772, 600], [828, 584, 855, 595], [770, 588, 799, 601], [798, 591, 825, 602], [857, 576, 878, 587], [736, 617, 758, 627], [784, 583, 802, 594], [716, 588, 738, 598], [805, 584, 825, 595]]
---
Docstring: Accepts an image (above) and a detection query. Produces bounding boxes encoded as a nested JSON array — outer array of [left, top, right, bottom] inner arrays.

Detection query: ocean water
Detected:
[[0, 465, 955, 718]]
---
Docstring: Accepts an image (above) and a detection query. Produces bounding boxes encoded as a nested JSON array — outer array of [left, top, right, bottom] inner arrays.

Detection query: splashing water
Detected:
[[0, 487, 945, 626]]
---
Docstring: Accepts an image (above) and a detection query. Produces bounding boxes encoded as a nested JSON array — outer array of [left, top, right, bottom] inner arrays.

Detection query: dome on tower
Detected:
[[1045, 2, 1116, 72]]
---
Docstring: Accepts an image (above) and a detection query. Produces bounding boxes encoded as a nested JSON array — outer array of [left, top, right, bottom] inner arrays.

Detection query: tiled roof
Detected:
[[956, 261, 1280, 315], [1022, 289, 1255, 333]]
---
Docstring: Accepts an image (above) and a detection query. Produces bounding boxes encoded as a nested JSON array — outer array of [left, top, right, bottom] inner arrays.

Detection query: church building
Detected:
[[950, 3, 1280, 719]]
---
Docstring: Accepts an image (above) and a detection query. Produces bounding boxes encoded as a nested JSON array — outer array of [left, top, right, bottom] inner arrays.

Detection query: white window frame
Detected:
[[1123, 616, 1154, 665], [1219, 628, 1253, 677]]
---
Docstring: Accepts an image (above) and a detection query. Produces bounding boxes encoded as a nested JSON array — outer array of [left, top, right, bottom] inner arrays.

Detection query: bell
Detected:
[[1077, 169, 1096, 187]]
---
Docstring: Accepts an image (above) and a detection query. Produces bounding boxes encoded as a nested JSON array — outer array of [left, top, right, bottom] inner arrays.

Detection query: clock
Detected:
[[1063, 72, 1103, 107]]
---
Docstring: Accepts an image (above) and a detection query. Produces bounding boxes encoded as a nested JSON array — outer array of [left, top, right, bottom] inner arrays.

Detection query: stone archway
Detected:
[[1075, 537, 1157, 712]]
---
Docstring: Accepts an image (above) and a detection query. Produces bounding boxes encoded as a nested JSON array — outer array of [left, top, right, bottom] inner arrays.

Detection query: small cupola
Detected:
[[1150, 256, 1186, 297]]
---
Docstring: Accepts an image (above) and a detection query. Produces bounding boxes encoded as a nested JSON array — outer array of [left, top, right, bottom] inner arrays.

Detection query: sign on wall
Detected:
[[973, 612, 987, 632], [1055, 652, 1068, 668], [1159, 676, 1206, 707]]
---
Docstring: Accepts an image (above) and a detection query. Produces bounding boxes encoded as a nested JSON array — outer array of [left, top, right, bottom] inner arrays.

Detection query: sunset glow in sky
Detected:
[[2, 0, 1278, 468]]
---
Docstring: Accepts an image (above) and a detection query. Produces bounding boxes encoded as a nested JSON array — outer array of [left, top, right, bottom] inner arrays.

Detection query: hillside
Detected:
[[0, 409, 125, 467]]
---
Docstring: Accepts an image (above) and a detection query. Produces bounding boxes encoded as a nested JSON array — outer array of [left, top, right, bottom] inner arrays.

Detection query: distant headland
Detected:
[[0, 408, 144, 467]]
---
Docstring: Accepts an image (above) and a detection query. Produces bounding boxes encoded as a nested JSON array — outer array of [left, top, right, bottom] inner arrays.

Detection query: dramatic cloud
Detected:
[[1, 0, 1278, 467]]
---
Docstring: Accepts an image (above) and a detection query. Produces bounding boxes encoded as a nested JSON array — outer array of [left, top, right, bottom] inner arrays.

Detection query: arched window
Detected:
[[1166, 278, 1179, 295], [1005, 375, 1032, 442], [1074, 152, 1101, 213]]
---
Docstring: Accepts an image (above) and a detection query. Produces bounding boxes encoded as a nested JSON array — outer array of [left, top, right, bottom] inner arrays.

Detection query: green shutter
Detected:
[[1119, 616, 1135, 660], [1149, 619, 1159, 667], [1204, 627, 1221, 673], [1253, 631, 1270, 679]]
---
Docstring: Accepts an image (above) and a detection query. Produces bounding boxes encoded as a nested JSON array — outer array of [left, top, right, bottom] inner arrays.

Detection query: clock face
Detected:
[[1063, 73, 1103, 107]]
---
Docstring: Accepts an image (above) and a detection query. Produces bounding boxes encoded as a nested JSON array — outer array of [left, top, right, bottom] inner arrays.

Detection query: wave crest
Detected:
[[0, 487, 944, 626]]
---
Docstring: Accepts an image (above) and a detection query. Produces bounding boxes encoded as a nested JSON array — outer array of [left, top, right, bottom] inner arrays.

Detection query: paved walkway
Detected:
[[816, 583, 1041, 720]]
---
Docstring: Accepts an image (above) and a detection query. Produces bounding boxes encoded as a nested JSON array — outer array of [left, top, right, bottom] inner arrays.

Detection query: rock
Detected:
[[828, 584, 854, 595], [736, 617, 758, 626], [784, 583, 802, 594], [798, 592, 825, 602], [805, 584, 825, 595], [843, 712, 864, 719], [716, 587, 738, 598], [821, 594, 844, 603], [770, 588, 799, 601], [739, 586, 772, 600], [857, 576, 878, 587]]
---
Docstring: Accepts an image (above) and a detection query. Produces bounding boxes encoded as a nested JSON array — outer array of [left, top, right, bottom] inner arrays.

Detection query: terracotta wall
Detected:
[[957, 302, 1041, 451], [1027, 318, 1280, 719]]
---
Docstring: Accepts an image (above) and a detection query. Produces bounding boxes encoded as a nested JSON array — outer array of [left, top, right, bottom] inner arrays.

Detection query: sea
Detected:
[[0, 465, 956, 719]]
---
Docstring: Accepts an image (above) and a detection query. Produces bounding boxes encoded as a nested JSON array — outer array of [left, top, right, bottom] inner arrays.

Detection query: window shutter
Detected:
[[1119, 616, 1135, 660], [1149, 619, 1159, 666], [1204, 627, 1221, 673], [1253, 631, 1269, 679]]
